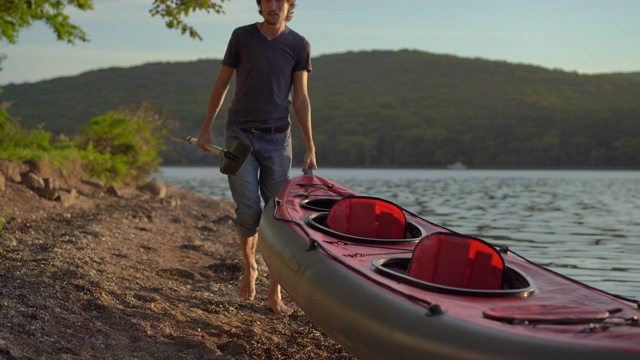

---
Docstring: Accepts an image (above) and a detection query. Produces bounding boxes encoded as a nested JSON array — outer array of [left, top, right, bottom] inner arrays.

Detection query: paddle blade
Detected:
[[171, 135, 251, 176], [220, 140, 252, 176]]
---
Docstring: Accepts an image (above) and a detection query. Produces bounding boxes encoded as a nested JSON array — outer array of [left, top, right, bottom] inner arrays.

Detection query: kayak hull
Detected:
[[259, 174, 640, 360]]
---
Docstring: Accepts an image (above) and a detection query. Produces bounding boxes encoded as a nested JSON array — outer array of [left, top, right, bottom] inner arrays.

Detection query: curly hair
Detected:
[[256, 0, 296, 22]]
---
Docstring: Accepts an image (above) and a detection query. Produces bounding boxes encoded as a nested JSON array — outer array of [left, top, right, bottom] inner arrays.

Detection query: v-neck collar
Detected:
[[255, 22, 288, 41]]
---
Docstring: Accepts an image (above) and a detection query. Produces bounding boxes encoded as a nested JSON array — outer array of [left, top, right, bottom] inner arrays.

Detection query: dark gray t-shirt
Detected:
[[222, 24, 312, 129]]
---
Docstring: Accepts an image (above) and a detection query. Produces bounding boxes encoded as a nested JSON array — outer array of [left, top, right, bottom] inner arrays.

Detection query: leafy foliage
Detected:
[[0, 109, 52, 161], [0, 0, 228, 44], [0, 0, 93, 45], [150, 0, 227, 41], [0, 0, 226, 72], [0, 103, 167, 185], [77, 102, 168, 184]]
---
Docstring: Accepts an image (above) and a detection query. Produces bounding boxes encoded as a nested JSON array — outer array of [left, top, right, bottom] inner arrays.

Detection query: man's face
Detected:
[[260, 0, 290, 26]]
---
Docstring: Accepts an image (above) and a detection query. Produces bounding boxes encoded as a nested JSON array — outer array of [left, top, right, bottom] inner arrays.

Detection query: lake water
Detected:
[[153, 167, 640, 299]]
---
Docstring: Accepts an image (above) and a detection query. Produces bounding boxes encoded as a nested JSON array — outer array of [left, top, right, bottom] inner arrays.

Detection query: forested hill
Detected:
[[2, 50, 640, 168]]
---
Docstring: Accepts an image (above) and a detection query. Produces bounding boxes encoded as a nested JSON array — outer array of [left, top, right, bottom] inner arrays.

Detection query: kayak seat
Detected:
[[326, 196, 406, 239], [408, 232, 504, 290]]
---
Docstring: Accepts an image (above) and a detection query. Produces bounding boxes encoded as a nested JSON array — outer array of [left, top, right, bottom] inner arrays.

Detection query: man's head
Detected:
[[256, 0, 296, 23]]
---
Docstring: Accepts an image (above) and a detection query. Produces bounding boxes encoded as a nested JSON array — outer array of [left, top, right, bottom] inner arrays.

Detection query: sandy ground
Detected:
[[0, 174, 355, 359]]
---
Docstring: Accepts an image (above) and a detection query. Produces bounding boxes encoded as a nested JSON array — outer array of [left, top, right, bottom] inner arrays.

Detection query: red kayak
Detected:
[[258, 172, 640, 360]]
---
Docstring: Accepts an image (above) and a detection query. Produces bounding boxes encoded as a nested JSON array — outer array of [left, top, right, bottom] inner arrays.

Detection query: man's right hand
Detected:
[[196, 130, 214, 153]]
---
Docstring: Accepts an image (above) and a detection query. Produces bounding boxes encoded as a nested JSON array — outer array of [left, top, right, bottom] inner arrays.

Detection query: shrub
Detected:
[[0, 109, 52, 161], [77, 102, 168, 185], [0, 102, 167, 186]]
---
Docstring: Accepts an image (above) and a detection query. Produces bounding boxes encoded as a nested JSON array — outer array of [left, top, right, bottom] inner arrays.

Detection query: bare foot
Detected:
[[268, 276, 293, 316], [269, 297, 293, 316], [239, 261, 258, 301]]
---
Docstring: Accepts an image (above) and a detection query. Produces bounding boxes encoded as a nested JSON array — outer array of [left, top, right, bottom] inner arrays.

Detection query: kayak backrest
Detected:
[[326, 196, 406, 239], [408, 232, 504, 290]]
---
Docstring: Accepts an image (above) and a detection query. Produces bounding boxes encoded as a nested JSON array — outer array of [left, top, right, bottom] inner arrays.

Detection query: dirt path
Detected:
[[0, 178, 354, 359]]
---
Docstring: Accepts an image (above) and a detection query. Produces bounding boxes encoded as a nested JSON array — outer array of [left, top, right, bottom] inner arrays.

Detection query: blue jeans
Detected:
[[225, 127, 292, 238]]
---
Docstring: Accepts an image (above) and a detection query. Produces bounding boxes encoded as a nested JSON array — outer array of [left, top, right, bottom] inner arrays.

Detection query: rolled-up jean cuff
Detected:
[[235, 223, 258, 238]]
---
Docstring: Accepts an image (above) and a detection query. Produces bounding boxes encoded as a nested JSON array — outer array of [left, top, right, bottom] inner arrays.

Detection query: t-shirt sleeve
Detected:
[[222, 29, 240, 68], [294, 37, 312, 73]]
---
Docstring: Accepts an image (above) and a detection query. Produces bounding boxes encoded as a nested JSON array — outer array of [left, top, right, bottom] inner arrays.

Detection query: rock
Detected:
[[138, 178, 167, 199], [22, 172, 44, 190], [40, 178, 59, 201], [58, 189, 77, 207], [81, 179, 105, 190], [0, 159, 24, 183], [165, 196, 181, 207], [0, 173, 5, 192], [106, 185, 121, 197], [23, 159, 38, 173]]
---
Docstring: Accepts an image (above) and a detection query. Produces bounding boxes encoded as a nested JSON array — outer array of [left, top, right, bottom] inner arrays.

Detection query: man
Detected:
[[196, 0, 317, 316]]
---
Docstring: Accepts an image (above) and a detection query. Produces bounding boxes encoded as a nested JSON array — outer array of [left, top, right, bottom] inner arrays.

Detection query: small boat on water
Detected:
[[447, 161, 467, 170], [258, 172, 640, 360]]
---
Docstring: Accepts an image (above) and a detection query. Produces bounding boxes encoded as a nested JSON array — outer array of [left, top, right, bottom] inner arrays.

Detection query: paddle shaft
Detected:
[[181, 136, 242, 162], [184, 136, 224, 156]]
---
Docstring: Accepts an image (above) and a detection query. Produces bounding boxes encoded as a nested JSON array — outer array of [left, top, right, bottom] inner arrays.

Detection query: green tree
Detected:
[[0, 0, 227, 70], [150, 0, 227, 41], [612, 136, 640, 167], [333, 136, 375, 166], [0, 0, 93, 45]]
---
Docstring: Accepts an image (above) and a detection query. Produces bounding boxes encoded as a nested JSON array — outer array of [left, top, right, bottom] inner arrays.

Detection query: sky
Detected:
[[1, 0, 640, 85]]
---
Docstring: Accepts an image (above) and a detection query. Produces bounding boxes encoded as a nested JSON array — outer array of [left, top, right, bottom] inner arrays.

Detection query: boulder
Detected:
[[106, 185, 122, 198], [0, 159, 24, 183], [58, 189, 77, 207], [138, 178, 167, 199], [22, 172, 44, 190], [40, 178, 59, 201]]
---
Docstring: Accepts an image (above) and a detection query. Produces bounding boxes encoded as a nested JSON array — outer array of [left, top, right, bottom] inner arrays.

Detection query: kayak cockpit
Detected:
[[372, 256, 536, 298], [304, 196, 426, 244], [306, 212, 425, 245], [372, 258, 536, 297], [373, 232, 536, 297]]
